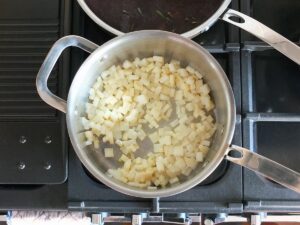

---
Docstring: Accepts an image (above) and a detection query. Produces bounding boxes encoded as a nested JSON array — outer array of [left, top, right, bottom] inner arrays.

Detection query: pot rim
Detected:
[[66, 30, 236, 198], [76, 0, 232, 38]]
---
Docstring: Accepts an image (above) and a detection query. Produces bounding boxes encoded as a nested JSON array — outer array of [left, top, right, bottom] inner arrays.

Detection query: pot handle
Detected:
[[220, 9, 300, 65], [226, 145, 300, 194], [36, 35, 99, 113]]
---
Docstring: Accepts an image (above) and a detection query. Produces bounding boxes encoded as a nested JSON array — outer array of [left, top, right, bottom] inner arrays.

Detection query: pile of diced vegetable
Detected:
[[81, 56, 216, 189]]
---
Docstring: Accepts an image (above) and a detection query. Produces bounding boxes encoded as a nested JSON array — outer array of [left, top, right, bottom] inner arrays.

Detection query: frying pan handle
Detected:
[[226, 145, 300, 194], [221, 9, 300, 65], [36, 35, 99, 113]]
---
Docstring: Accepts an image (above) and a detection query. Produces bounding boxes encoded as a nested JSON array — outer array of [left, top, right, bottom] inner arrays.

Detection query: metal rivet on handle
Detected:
[[44, 136, 52, 144], [18, 162, 26, 170], [19, 136, 27, 144]]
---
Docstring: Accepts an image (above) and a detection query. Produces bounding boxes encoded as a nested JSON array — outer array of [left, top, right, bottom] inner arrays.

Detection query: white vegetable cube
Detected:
[[159, 136, 172, 145], [182, 167, 192, 176], [115, 89, 124, 99], [81, 117, 91, 130], [186, 66, 196, 75], [185, 157, 197, 169], [103, 96, 116, 106], [202, 140, 211, 147], [104, 148, 114, 158], [84, 140, 92, 146], [149, 132, 159, 143], [173, 146, 184, 156], [89, 88, 95, 100], [150, 107, 161, 120], [122, 60, 132, 69], [145, 63, 155, 72], [125, 109, 139, 123], [93, 139, 100, 149], [153, 56, 164, 63], [169, 75, 175, 87], [168, 63, 176, 72], [175, 90, 183, 101], [137, 129, 146, 141], [178, 68, 188, 77], [160, 94, 169, 101], [199, 84, 210, 95], [92, 97, 100, 107], [140, 58, 148, 66], [169, 177, 179, 184], [196, 152, 204, 162], [160, 75, 169, 83], [162, 104, 170, 113], [170, 119, 179, 128], [194, 70, 203, 79], [155, 86, 162, 95], [122, 95, 132, 102], [106, 131, 114, 144], [156, 157, 165, 171], [101, 70, 110, 79], [85, 131, 93, 141], [119, 154, 129, 162], [124, 159, 132, 170], [186, 102, 194, 112], [174, 157, 186, 170], [126, 129, 137, 140], [199, 145, 209, 155], [154, 144, 163, 153], [186, 76, 194, 85], [136, 94, 148, 105], [133, 57, 141, 66]]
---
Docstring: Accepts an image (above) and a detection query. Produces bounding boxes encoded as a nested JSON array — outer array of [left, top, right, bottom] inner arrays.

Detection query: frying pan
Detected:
[[36, 31, 300, 198], [77, 0, 300, 65]]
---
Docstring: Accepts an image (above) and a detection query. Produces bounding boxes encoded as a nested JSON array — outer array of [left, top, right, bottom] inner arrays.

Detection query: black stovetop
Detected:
[[0, 0, 300, 212]]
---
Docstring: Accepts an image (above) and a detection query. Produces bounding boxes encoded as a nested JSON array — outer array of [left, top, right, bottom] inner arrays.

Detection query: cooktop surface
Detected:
[[0, 0, 299, 212]]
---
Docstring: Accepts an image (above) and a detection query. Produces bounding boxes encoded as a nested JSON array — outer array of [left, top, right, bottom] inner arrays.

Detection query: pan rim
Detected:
[[76, 0, 232, 38]]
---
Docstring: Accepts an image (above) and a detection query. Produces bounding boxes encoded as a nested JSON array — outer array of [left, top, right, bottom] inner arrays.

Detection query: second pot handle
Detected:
[[226, 145, 300, 194], [221, 9, 300, 65], [36, 35, 99, 113]]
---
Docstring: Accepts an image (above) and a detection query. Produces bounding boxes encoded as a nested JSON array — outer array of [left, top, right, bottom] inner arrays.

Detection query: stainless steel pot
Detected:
[[77, 0, 300, 65], [36, 31, 300, 198]]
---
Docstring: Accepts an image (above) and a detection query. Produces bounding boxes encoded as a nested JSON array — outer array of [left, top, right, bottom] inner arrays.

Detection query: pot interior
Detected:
[[83, 0, 224, 33], [67, 31, 235, 197]]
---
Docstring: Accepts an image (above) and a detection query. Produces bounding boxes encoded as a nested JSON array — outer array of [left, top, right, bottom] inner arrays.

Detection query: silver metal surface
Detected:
[[205, 215, 248, 225], [0, 215, 6, 222], [263, 215, 300, 222], [221, 9, 300, 65], [76, 0, 232, 38], [100, 215, 129, 224], [226, 145, 300, 194], [37, 31, 300, 198], [152, 198, 160, 213], [64, 31, 236, 198], [203, 214, 300, 225], [91, 214, 102, 225], [132, 215, 143, 225], [251, 215, 262, 225], [36, 35, 99, 113], [77, 0, 300, 64], [94, 214, 192, 225]]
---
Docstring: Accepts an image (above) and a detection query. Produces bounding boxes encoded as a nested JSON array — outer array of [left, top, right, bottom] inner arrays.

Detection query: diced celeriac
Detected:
[[82, 56, 216, 189], [104, 148, 114, 158]]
